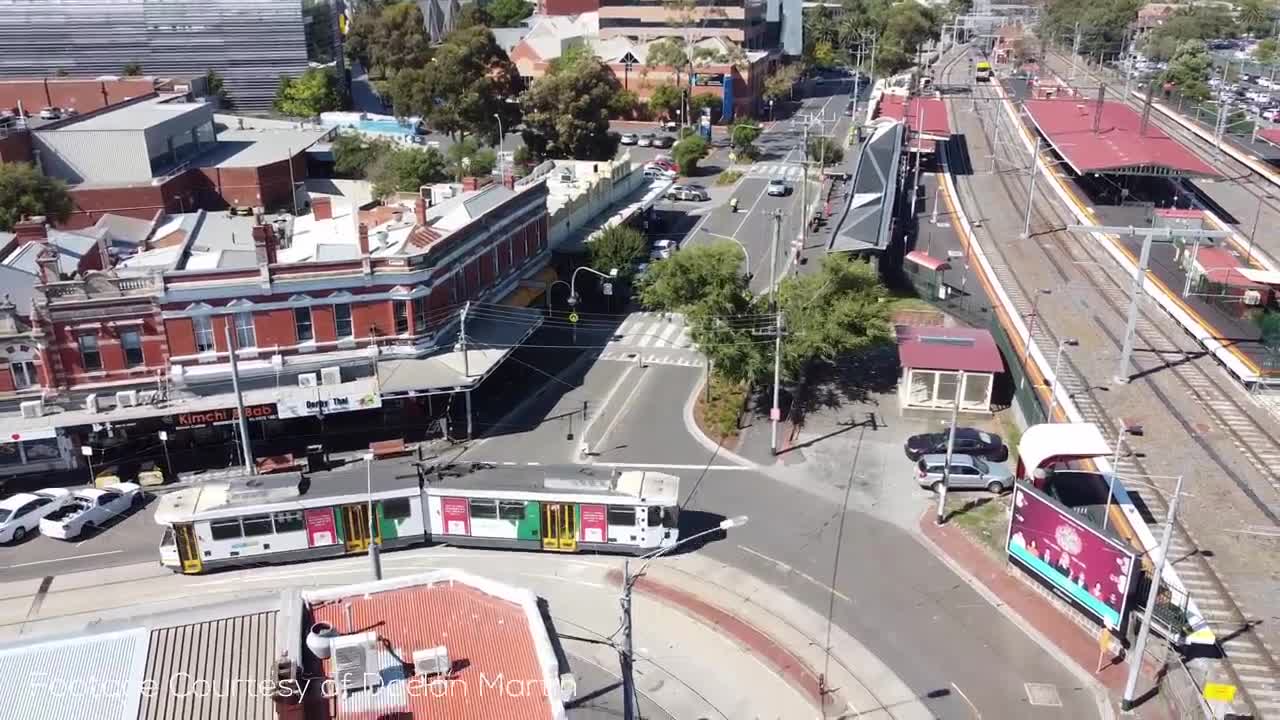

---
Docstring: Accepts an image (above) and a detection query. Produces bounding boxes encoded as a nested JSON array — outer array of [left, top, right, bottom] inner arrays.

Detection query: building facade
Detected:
[[0, 0, 329, 111], [597, 0, 768, 48]]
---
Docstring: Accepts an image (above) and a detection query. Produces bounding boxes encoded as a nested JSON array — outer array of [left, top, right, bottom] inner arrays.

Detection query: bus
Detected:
[[155, 466, 681, 574], [975, 61, 993, 82]]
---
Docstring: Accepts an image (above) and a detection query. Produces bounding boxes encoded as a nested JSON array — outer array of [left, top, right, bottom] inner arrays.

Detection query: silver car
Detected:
[[666, 184, 709, 201], [620, 132, 638, 145], [915, 454, 1014, 494]]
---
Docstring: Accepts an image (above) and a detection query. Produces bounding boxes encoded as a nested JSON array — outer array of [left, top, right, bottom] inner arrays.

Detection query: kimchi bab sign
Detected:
[[1006, 484, 1138, 629]]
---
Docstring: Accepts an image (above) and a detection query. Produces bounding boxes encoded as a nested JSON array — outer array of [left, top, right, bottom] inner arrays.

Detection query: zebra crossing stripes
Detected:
[[600, 311, 704, 368], [746, 163, 805, 179]]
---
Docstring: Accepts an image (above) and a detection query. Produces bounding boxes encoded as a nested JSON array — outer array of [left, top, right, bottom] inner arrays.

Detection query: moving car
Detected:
[[637, 133, 654, 147], [904, 427, 1008, 462], [620, 132, 638, 145], [652, 135, 675, 148], [39, 483, 144, 540], [0, 488, 72, 544], [650, 239, 678, 260], [767, 179, 790, 196], [915, 455, 1013, 494], [643, 164, 677, 179], [666, 184, 709, 201]]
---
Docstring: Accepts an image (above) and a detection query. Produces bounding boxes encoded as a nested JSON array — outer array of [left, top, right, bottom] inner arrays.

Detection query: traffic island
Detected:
[[692, 371, 747, 450]]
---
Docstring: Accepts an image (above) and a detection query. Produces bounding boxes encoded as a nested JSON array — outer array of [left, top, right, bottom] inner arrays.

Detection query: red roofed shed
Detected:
[[896, 324, 1005, 413]]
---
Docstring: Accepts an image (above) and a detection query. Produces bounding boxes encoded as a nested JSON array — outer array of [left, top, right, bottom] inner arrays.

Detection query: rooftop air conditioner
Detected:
[[332, 632, 379, 690], [116, 390, 139, 408], [85, 393, 100, 414], [412, 646, 450, 678], [1243, 289, 1263, 306], [19, 399, 44, 419], [298, 373, 318, 388], [320, 366, 342, 386]]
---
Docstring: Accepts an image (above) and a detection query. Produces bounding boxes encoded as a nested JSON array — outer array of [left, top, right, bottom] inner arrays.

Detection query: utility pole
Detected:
[[799, 125, 810, 264], [935, 369, 964, 525], [911, 106, 926, 216], [225, 324, 255, 475], [365, 454, 383, 580], [1018, 289, 1050, 392], [621, 559, 637, 719], [1020, 138, 1041, 239], [1121, 474, 1184, 712], [769, 210, 783, 456], [1070, 23, 1082, 80]]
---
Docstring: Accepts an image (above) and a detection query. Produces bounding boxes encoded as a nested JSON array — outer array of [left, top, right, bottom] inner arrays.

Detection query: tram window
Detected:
[[647, 506, 662, 527], [498, 501, 526, 521], [469, 499, 498, 519], [382, 497, 411, 520], [242, 515, 274, 537], [607, 506, 636, 526], [273, 511, 305, 533], [210, 519, 243, 540]]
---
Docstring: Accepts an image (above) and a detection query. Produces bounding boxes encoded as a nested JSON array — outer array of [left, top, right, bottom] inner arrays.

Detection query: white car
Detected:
[[39, 483, 143, 540], [643, 164, 677, 180], [767, 179, 790, 196], [0, 488, 72, 544], [650, 239, 679, 260], [637, 133, 654, 147], [619, 132, 638, 145]]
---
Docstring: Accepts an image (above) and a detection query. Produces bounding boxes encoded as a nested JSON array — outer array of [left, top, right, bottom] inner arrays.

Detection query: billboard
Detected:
[[1006, 483, 1137, 629], [305, 508, 338, 547], [693, 73, 725, 87], [580, 504, 607, 543], [170, 403, 276, 429], [276, 389, 381, 419], [441, 497, 471, 536]]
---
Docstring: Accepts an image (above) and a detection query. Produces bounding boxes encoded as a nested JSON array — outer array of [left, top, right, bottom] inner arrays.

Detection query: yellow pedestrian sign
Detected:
[[568, 312, 579, 324], [1202, 683, 1236, 703]]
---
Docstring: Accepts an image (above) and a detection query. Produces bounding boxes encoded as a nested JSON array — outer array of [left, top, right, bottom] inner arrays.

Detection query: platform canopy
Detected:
[[1022, 99, 1220, 178], [876, 94, 950, 152], [1015, 422, 1112, 479], [1257, 127, 1280, 148]]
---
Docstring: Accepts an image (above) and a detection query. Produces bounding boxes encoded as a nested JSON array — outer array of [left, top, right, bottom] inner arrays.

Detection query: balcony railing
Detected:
[[40, 274, 163, 302]]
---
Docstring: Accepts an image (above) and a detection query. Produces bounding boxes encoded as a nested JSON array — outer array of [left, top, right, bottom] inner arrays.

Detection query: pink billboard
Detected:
[[305, 508, 337, 547], [441, 497, 471, 536], [580, 504, 607, 543], [1006, 483, 1137, 629]]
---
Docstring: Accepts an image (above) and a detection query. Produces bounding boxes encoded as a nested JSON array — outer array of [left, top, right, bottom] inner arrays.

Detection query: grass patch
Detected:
[[715, 169, 744, 185], [945, 494, 1011, 558], [886, 295, 936, 313], [694, 371, 748, 446], [999, 414, 1023, 457]]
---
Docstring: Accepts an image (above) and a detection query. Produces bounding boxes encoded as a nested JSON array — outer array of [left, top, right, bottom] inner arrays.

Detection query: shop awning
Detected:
[[500, 267, 558, 307], [377, 305, 543, 395], [1015, 423, 1111, 479], [904, 250, 949, 272]]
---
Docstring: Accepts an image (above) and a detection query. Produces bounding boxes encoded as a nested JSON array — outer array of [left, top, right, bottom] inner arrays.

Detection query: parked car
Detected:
[[0, 488, 72, 544], [666, 184, 709, 201], [904, 427, 1008, 462], [637, 133, 654, 147], [38, 106, 62, 120], [643, 164, 677, 179], [1264, 108, 1280, 122], [620, 132, 638, 145], [915, 454, 1014, 494], [650, 239, 679, 260], [39, 483, 143, 540], [660, 120, 679, 131], [652, 135, 675, 148], [766, 179, 790, 196]]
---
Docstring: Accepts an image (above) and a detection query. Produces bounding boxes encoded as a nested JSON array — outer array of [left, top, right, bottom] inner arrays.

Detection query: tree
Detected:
[[773, 254, 889, 381], [274, 67, 345, 117], [204, 70, 232, 109], [122, 62, 143, 76], [609, 89, 640, 118], [646, 39, 690, 88], [673, 135, 709, 175], [648, 84, 683, 117], [1162, 40, 1213, 102], [812, 40, 838, 68], [456, 3, 494, 29], [730, 119, 762, 161], [332, 133, 390, 178], [367, 147, 449, 198], [521, 50, 621, 160], [763, 64, 802, 104], [589, 225, 649, 280], [303, 0, 337, 63], [806, 136, 844, 166], [446, 137, 498, 178], [1237, 0, 1274, 37], [1255, 37, 1279, 65], [487, 0, 533, 27], [345, 1, 431, 78], [393, 26, 522, 144], [0, 162, 73, 232]]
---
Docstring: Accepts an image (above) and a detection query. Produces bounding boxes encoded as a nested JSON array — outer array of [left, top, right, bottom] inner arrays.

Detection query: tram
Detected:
[[975, 61, 993, 82], [155, 467, 680, 573]]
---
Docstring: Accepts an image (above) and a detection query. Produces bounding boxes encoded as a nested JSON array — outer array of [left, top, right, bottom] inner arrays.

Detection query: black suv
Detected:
[[904, 428, 1009, 462]]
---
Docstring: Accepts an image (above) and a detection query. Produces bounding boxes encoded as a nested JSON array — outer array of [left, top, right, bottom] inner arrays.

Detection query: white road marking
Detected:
[[0, 549, 123, 570], [592, 365, 651, 454], [591, 462, 752, 471], [951, 682, 982, 719], [737, 545, 851, 603]]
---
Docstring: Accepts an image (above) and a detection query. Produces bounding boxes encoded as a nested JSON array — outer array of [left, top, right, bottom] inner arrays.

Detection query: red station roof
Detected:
[[1194, 246, 1270, 290], [1257, 127, 1280, 147], [895, 325, 1005, 373], [1022, 99, 1219, 178], [877, 95, 951, 138]]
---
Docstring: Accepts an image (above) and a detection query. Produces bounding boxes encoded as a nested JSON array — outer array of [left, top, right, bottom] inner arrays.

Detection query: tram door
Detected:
[[541, 503, 577, 552], [342, 504, 378, 552], [175, 523, 202, 574]]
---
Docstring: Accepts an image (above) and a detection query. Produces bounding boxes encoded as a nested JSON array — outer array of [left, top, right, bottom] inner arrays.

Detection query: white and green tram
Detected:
[[155, 468, 681, 574]]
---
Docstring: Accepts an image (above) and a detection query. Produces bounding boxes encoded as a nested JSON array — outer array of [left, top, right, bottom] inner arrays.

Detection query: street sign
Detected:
[[80, 446, 93, 457], [769, 407, 781, 421], [603, 283, 613, 296], [1203, 683, 1237, 703], [568, 312, 579, 324], [158, 430, 168, 442]]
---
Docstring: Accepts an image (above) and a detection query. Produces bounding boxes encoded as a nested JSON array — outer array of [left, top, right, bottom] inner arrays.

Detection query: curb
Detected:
[[682, 372, 759, 468]]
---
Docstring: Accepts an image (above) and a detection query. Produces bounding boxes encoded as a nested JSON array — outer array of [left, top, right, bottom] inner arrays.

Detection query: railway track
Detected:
[[936, 46, 1280, 719]]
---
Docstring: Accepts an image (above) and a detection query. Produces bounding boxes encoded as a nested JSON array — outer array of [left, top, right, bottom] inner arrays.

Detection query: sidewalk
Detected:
[[918, 510, 1176, 720]]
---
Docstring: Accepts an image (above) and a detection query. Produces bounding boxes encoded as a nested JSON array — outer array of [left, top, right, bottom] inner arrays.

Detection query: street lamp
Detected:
[[1046, 338, 1078, 421], [619, 515, 748, 719], [493, 112, 505, 179], [363, 452, 382, 581], [568, 265, 618, 344], [1102, 421, 1143, 532], [1248, 192, 1272, 265]]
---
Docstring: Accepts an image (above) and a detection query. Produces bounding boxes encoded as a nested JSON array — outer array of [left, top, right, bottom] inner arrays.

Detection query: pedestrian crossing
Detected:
[[746, 163, 805, 179], [596, 312, 705, 368]]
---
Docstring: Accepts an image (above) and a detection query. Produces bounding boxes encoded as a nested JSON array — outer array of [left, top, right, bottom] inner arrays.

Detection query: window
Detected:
[[14, 501, 36, 518], [194, 315, 215, 353], [121, 331, 143, 367], [412, 297, 427, 334], [294, 306, 313, 342], [334, 303, 353, 338], [647, 506, 662, 527], [469, 499, 498, 519], [498, 500, 526, 521], [607, 506, 636, 526], [382, 497, 412, 520], [241, 514, 274, 537], [10, 361, 36, 389], [78, 334, 102, 371], [272, 511, 305, 533], [234, 312, 256, 348], [97, 492, 120, 506], [394, 301, 409, 335], [210, 518, 243, 540]]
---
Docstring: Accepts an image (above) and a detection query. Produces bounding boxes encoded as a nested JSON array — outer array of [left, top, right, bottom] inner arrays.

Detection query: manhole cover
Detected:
[[1025, 683, 1063, 707]]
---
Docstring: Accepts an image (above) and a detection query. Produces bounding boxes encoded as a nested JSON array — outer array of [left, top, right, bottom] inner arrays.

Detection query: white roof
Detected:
[[0, 492, 39, 511], [614, 470, 679, 504], [1015, 423, 1112, 478], [1237, 267, 1280, 285], [0, 627, 149, 720]]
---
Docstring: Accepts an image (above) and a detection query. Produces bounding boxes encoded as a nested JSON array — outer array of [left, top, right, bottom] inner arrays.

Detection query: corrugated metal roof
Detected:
[[138, 610, 278, 720], [0, 627, 148, 720]]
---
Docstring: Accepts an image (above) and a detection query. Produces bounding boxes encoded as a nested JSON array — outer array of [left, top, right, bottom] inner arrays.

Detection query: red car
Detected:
[[650, 156, 679, 172]]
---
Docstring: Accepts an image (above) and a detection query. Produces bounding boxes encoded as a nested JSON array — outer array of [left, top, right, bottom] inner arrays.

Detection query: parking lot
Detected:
[[0, 492, 163, 582]]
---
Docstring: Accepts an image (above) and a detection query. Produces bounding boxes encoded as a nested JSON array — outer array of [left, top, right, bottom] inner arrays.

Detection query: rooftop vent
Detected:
[[332, 632, 380, 691], [412, 646, 450, 678]]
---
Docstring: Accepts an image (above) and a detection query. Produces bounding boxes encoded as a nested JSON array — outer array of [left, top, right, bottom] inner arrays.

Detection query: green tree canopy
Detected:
[[520, 49, 621, 160], [392, 26, 522, 144], [487, 0, 534, 27], [645, 39, 691, 85], [332, 133, 391, 178], [1255, 37, 1279, 66], [648, 85, 683, 117], [122, 61, 143, 76], [1162, 40, 1213, 102], [588, 225, 649, 280], [345, 1, 431, 78], [0, 162, 73, 232], [446, 137, 498, 178], [730, 120, 762, 161], [672, 135, 709, 175], [773, 254, 890, 380], [367, 147, 449, 198], [1141, 5, 1236, 61], [1042, 0, 1144, 59], [274, 67, 345, 117], [762, 64, 802, 103], [303, 0, 338, 63], [806, 136, 844, 166], [204, 70, 232, 110]]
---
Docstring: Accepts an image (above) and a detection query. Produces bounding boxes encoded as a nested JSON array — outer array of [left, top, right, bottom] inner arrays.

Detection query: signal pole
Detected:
[[769, 210, 784, 456]]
